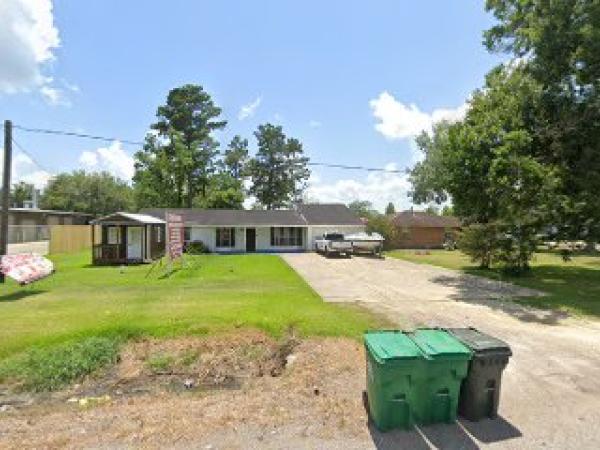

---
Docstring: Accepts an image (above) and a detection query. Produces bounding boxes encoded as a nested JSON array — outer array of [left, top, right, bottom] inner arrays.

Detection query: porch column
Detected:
[[91, 223, 95, 262]]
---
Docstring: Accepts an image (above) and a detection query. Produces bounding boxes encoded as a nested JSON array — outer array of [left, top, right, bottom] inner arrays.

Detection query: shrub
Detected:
[[146, 354, 174, 373], [459, 222, 539, 274], [458, 223, 499, 269], [185, 240, 209, 254], [0, 337, 120, 392]]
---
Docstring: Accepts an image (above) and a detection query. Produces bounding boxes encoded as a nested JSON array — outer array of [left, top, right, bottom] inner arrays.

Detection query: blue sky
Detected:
[[0, 0, 502, 211]]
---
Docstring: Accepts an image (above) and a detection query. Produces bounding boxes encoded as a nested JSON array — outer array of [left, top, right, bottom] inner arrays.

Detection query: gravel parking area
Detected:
[[282, 253, 600, 449]]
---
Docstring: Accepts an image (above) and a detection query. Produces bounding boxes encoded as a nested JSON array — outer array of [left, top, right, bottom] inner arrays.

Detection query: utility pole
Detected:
[[1, 120, 12, 283]]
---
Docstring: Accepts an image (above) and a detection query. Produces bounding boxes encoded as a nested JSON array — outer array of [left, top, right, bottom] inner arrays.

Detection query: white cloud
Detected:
[[238, 96, 262, 120], [0, 151, 53, 189], [78, 141, 135, 181], [369, 91, 467, 140], [78, 151, 98, 167], [39, 83, 70, 106], [309, 120, 322, 128], [306, 163, 412, 212], [0, 0, 66, 104], [63, 80, 80, 93]]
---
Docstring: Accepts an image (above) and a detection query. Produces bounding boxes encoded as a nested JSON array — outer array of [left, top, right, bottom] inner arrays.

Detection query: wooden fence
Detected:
[[49, 225, 92, 255]]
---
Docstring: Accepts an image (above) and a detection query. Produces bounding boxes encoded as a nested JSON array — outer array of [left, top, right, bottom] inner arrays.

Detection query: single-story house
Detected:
[[390, 210, 461, 249], [90, 212, 166, 265], [141, 203, 365, 253]]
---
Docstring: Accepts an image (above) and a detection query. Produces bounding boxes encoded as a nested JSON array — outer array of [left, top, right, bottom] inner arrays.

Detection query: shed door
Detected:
[[127, 227, 143, 260]]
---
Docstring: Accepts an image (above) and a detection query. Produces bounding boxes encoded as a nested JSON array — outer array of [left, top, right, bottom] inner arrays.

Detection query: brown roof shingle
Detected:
[[141, 208, 307, 226], [392, 210, 461, 228], [141, 204, 363, 227], [296, 203, 364, 226]]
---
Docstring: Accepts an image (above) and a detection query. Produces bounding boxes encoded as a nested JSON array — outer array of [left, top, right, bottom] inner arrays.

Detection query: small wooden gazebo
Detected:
[[90, 212, 166, 265]]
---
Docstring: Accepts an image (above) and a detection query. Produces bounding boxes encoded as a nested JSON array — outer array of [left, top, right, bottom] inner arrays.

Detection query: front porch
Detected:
[[91, 213, 166, 265]]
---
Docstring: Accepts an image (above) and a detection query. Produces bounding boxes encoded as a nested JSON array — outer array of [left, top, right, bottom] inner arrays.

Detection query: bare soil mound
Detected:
[[0, 331, 370, 448]]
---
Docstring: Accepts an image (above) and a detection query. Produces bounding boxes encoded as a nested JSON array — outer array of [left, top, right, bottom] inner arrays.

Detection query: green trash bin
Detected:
[[408, 329, 472, 425], [445, 327, 512, 421], [364, 330, 425, 431]]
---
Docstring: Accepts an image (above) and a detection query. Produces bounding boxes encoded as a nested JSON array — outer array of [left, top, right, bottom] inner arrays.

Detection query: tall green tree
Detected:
[[40, 171, 134, 216], [195, 173, 245, 209], [223, 135, 249, 179], [384, 202, 396, 215], [410, 66, 558, 271], [247, 124, 310, 209], [133, 84, 226, 208], [348, 200, 374, 218], [485, 0, 600, 240], [11, 182, 34, 208]]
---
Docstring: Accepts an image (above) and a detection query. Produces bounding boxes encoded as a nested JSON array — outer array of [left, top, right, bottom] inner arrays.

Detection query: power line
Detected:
[[12, 123, 407, 174], [13, 124, 145, 146], [11, 138, 53, 175], [308, 162, 407, 173]]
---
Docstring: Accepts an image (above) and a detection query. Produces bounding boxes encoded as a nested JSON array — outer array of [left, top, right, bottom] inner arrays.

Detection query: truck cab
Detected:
[[314, 232, 353, 257]]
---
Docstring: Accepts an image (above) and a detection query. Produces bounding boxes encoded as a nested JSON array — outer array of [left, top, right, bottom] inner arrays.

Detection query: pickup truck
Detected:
[[315, 232, 353, 257]]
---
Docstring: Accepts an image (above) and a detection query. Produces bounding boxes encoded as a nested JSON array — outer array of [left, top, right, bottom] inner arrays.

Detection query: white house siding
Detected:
[[188, 227, 245, 253], [187, 224, 365, 253], [306, 225, 366, 250], [255, 227, 306, 252]]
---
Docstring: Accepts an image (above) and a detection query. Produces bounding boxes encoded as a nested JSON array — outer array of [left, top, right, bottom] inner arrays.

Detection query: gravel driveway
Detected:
[[282, 253, 600, 449]]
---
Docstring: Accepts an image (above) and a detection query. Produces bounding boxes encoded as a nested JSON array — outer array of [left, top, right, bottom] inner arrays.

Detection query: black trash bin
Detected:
[[445, 328, 512, 421]]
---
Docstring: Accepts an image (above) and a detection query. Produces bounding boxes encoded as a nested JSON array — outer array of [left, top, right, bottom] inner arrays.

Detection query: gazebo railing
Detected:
[[93, 244, 126, 263]]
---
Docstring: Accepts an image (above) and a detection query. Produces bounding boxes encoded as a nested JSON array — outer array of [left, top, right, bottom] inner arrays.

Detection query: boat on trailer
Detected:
[[345, 232, 384, 256]]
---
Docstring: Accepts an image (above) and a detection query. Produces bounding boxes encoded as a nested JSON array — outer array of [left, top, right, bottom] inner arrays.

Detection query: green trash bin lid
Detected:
[[364, 330, 422, 363], [445, 328, 512, 357], [409, 329, 471, 360]]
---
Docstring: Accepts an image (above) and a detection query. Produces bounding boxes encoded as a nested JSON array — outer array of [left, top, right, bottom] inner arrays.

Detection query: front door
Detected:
[[245, 228, 256, 252], [127, 227, 143, 260]]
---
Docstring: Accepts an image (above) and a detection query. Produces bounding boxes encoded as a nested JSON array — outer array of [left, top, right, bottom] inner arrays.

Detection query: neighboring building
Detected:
[[6, 207, 92, 225], [4, 208, 92, 244], [141, 203, 365, 253], [391, 210, 461, 249], [91, 212, 166, 265]]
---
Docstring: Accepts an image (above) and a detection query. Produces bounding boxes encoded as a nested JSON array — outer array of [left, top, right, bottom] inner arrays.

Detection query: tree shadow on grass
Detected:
[[429, 273, 570, 325], [0, 289, 46, 302], [442, 262, 600, 320]]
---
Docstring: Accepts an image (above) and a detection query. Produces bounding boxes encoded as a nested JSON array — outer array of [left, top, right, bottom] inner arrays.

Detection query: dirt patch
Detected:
[[107, 329, 299, 394], [0, 331, 371, 449]]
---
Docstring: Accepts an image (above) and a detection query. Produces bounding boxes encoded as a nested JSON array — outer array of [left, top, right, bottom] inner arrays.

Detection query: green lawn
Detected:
[[0, 252, 383, 361], [387, 249, 600, 317]]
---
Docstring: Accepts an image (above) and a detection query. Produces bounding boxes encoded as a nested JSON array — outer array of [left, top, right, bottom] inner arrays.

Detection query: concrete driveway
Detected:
[[282, 253, 600, 449]]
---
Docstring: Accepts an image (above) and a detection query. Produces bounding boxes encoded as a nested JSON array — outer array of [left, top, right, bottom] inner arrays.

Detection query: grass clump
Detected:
[[146, 354, 175, 374], [0, 336, 120, 392]]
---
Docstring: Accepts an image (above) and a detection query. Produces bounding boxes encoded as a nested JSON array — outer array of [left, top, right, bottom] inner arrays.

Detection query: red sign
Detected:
[[166, 213, 184, 260]]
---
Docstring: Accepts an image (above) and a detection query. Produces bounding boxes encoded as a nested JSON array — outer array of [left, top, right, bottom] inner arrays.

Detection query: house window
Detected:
[[216, 228, 235, 247], [107, 226, 121, 245], [184, 227, 192, 242], [155, 226, 162, 243], [270, 227, 303, 246]]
